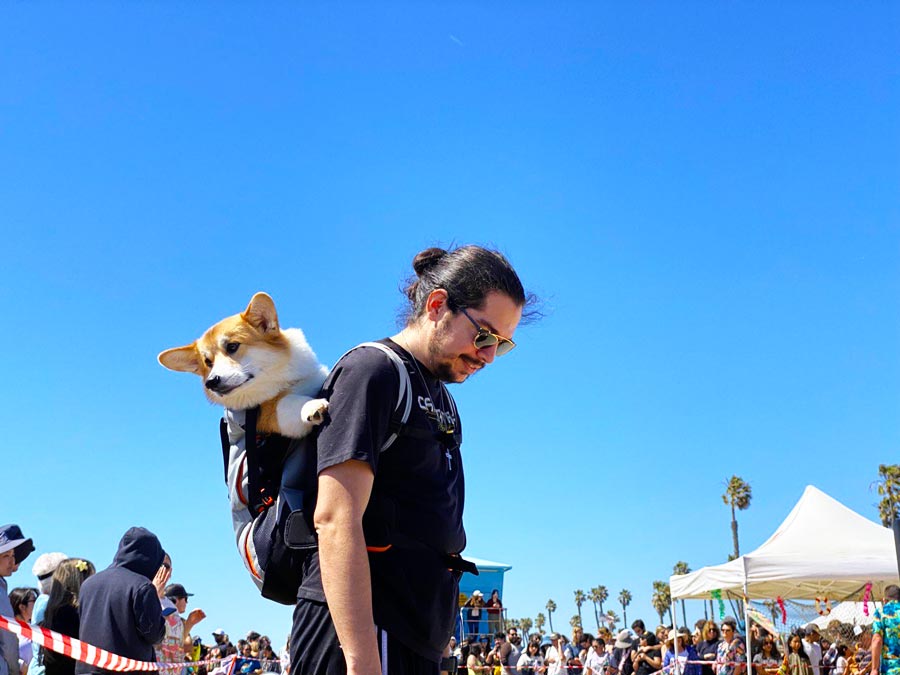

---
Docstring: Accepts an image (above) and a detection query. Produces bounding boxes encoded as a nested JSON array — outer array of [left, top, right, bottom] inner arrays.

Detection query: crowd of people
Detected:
[[2, 523, 898, 675], [0, 524, 291, 675], [446, 596, 900, 675]]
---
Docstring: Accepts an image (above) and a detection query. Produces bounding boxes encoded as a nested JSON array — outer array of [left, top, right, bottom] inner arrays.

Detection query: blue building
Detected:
[[457, 557, 512, 640]]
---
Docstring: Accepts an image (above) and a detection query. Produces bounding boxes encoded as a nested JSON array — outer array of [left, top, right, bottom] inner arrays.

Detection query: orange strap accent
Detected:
[[366, 545, 392, 553], [243, 531, 262, 580]]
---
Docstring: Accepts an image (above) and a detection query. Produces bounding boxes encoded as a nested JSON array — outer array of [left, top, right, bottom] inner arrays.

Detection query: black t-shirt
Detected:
[[698, 639, 721, 675], [297, 339, 465, 663], [636, 639, 661, 675]]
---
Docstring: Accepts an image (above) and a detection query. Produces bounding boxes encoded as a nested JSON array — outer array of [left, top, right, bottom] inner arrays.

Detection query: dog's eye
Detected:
[[204, 357, 213, 368], [225, 342, 240, 355]]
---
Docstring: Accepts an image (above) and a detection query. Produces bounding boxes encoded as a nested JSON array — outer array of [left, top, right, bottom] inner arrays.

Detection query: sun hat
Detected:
[[32, 551, 68, 593], [614, 630, 633, 649], [0, 524, 35, 563], [667, 629, 689, 643], [472, 590, 483, 597], [32, 552, 68, 581]]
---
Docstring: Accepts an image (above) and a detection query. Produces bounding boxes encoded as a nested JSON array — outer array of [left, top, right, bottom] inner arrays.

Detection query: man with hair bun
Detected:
[[290, 245, 533, 675]]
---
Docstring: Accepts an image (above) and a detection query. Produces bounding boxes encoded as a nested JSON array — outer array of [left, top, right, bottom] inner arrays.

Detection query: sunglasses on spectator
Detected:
[[459, 307, 516, 356]]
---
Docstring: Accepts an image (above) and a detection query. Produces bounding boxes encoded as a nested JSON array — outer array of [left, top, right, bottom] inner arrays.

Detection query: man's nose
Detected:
[[477, 343, 498, 364]]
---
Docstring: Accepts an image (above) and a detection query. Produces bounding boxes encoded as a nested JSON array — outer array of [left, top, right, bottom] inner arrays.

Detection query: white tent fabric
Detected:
[[671, 485, 899, 600], [809, 601, 878, 628]]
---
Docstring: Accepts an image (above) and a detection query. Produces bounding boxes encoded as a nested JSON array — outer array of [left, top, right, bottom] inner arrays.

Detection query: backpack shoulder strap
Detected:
[[333, 341, 413, 452]]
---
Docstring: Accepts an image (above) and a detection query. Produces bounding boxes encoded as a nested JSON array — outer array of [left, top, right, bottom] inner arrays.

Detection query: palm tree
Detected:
[[874, 464, 900, 526], [521, 617, 533, 639], [651, 580, 673, 625], [590, 586, 609, 632], [672, 562, 691, 627], [535, 612, 546, 635], [570, 615, 582, 632], [618, 589, 632, 627], [605, 609, 620, 630], [546, 599, 557, 633], [722, 475, 752, 559], [574, 589, 586, 628]]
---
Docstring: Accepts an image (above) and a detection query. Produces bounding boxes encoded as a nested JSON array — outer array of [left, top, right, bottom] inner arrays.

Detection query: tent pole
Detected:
[[743, 558, 753, 668], [893, 515, 900, 581]]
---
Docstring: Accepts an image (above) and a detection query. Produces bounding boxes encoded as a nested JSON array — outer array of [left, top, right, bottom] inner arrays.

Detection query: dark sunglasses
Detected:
[[459, 307, 516, 356]]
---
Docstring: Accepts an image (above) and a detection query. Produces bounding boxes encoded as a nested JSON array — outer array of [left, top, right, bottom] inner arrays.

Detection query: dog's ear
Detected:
[[158, 344, 203, 374], [243, 292, 280, 334]]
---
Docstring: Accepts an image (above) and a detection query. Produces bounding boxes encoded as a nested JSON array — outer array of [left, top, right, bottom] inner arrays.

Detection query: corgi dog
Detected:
[[158, 292, 329, 438]]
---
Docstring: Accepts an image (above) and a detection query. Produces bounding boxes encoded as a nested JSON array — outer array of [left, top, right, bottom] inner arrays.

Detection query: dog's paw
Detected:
[[301, 398, 329, 424]]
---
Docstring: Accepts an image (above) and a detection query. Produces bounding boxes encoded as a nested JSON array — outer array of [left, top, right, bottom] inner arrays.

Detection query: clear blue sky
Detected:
[[2, 1, 898, 649]]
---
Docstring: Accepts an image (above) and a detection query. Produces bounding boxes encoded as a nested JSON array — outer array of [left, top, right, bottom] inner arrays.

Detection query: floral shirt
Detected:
[[155, 598, 184, 665], [873, 600, 900, 675], [715, 637, 746, 675]]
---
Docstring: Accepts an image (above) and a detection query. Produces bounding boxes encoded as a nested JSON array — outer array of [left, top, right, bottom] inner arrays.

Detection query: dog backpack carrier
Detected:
[[218, 342, 414, 605]]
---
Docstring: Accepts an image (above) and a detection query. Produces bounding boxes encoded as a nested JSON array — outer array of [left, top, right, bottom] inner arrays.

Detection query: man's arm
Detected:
[[314, 459, 379, 675], [869, 634, 882, 675], [134, 585, 166, 646], [182, 609, 207, 654]]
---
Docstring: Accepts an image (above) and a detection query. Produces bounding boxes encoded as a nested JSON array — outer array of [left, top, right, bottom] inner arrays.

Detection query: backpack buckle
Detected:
[[256, 490, 274, 513]]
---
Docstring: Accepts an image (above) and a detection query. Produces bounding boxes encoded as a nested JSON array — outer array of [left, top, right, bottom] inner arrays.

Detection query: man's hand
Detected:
[[152, 564, 171, 599], [185, 608, 206, 632]]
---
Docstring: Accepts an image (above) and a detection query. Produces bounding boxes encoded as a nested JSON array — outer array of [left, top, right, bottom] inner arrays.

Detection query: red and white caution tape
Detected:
[[0, 615, 216, 672]]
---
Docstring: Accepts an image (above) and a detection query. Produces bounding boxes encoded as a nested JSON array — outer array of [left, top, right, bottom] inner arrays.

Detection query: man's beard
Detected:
[[428, 343, 459, 383], [427, 320, 465, 383]]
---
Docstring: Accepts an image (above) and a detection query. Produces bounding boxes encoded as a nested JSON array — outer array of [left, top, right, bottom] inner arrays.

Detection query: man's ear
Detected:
[[158, 344, 202, 374], [424, 289, 451, 322], [243, 292, 280, 333]]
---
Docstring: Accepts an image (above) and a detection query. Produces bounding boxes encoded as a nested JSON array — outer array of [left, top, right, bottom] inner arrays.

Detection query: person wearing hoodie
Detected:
[[75, 527, 169, 675]]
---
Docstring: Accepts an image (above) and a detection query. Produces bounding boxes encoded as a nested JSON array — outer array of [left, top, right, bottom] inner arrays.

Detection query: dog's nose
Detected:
[[205, 375, 222, 391]]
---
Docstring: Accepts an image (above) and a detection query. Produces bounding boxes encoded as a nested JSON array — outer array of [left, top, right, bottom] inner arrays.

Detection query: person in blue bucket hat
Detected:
[[1, 524, 36, 675]]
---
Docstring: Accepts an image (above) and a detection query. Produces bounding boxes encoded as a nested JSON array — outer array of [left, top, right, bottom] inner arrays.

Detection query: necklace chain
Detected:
[[399, 338, 455, 435]]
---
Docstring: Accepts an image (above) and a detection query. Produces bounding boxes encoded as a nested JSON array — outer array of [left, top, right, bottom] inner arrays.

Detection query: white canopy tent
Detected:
[[671, 485, 899, 601], [809, 601, 878, 628]]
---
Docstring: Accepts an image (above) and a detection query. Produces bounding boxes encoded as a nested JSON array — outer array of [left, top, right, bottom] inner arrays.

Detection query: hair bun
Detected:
[[412, 247, 447, 277]]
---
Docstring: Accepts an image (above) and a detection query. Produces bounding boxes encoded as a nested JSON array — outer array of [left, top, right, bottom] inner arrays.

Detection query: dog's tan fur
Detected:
[[158, 293, 328, 437]]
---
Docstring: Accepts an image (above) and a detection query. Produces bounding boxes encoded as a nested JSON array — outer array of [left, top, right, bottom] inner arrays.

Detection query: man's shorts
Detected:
[[289, 598, 441, 675]]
